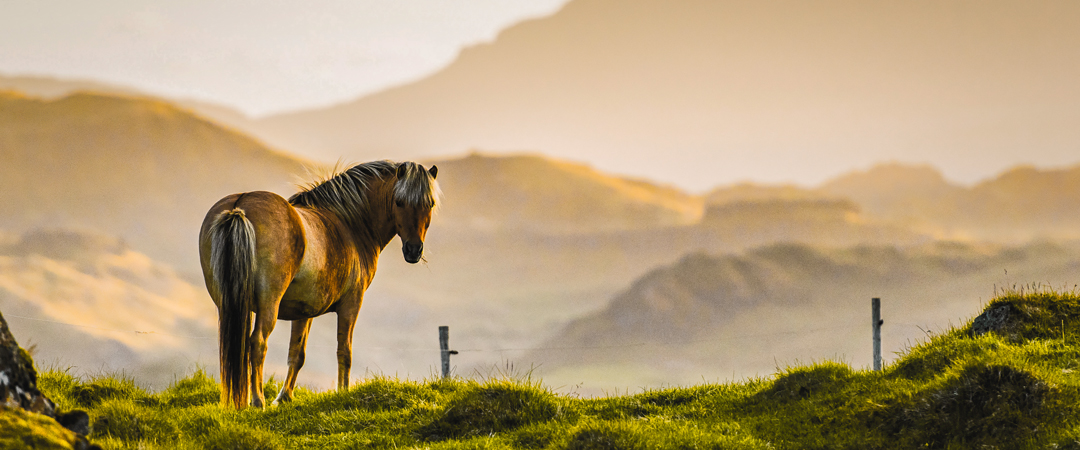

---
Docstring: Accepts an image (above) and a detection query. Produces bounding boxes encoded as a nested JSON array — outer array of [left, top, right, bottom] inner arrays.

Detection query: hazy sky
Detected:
[[0, 0, 569, 116]]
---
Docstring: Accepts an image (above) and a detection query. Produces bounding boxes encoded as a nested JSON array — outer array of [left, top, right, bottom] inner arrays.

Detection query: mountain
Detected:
[[819, 163, 1080, 241], [705, 183, 832, 206], [0, 74, 258, 136], [255, 0, 1080, 189], [527, 240, 1080, 389], [954, 165, 1080, 240], [427, 152, 702, 233], [0, 91, 310, 269]]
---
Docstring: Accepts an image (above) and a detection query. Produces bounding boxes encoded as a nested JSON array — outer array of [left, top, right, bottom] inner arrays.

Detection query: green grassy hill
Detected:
[[14, 290, 1080, 449]]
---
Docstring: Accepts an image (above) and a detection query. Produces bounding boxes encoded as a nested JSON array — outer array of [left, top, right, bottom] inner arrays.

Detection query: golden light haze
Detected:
[[2, 0, 1080, 394], [4, 0, 1079, 190]]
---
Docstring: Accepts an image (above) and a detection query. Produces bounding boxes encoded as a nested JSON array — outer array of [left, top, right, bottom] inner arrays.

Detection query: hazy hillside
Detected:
[[705, 183, 832, 206], [428, 152, 701, 233], [0, 74, 258, 137], [528, 240, 1080, 390], [0, 229, 217, 388], [255, 0, 1080, 189], [0, 91, 309, 269], [820, 163, 1080, 241], [955, 165, 1080, 240]]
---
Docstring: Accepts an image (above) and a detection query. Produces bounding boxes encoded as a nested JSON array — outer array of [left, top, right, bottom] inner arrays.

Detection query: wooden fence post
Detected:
[[439, 326, 458, 379], [872, 298, 882, 372]]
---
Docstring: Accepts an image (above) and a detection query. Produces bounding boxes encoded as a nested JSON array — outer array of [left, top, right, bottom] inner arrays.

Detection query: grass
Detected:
[[25, 289, 1080, 449]]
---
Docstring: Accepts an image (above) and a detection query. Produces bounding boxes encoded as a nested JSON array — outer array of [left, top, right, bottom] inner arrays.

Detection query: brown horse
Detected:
[[198, 160, 438, 408]]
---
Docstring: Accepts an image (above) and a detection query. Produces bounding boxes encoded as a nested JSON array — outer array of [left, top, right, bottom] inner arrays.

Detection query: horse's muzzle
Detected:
[[403, 241, 423, 264]]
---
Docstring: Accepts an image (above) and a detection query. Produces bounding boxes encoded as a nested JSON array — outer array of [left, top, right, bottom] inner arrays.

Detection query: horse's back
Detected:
[[199, 191, 306, 304]]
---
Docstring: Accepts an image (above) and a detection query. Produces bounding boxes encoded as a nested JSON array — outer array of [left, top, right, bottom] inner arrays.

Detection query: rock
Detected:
[[56, 410, 91, 437], [0, 310, 99, 448], [0, 310, 54, 416], [970, 302, 1020, 337]]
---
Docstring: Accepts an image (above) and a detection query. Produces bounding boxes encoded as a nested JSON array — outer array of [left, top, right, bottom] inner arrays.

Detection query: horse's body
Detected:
[[199, 161, 438, 408]]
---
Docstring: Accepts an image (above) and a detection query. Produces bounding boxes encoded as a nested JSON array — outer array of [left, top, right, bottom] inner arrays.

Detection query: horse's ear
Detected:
[[428, 165, 438, 180], [397, 163, 408, 179]]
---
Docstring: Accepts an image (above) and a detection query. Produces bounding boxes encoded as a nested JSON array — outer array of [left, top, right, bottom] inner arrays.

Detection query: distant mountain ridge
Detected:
[[0, 90, 718, 269], [0, 74, 257, 137], [428, 153, 702, 233], [253, 0, 1080, 189], [820, 162, 1080, 241]]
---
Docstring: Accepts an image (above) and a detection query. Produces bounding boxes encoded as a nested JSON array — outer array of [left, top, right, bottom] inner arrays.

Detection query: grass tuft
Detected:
[[418, 380, 560, 441], [68, 373, 154, 409], [204, 423, 281, 450], [565, 424, 643, 450], [764, 360, 854, 401], [160, 369, 220, 408]]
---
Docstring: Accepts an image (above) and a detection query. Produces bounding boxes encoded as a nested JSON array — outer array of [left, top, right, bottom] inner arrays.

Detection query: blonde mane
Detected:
[[288, 160, 438, 230]]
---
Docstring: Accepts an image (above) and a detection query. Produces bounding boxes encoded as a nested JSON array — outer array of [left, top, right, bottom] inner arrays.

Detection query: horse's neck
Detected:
[[350, 182, 398, 255]]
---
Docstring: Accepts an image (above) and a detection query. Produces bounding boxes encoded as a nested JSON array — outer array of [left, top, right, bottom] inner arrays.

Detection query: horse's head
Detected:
[[392, 162, 439, 264]]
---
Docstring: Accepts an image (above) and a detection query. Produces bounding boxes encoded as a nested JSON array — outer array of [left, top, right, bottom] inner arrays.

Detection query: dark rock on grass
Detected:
[[56, 410, 91, 437], [1, 310, 54, 416], [0, 310, 100, 449], [967, 300, 1015, 334], [965, 292, 1080, 342], [887, 364, 1053, 448], [969, 302, 1020, 337]]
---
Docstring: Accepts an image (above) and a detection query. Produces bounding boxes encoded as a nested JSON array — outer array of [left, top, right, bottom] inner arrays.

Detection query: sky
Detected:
[[0, 0, 570, 116]]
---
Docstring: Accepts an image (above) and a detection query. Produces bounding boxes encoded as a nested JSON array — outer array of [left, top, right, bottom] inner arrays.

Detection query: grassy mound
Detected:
[[30, 290, 1080, 449], [0, 406, 83, 450], [418, 380, 561, 440], [966, 291, 1080, 341], [887, 363, 1055, 447]]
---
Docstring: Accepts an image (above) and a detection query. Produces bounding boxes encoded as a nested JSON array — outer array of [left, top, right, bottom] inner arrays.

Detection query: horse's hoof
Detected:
[[272, 392, 292, 406]]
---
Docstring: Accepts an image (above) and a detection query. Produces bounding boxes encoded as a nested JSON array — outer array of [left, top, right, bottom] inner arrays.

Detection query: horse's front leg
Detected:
[[274, 318, 313, 404], [335, 295, 363, 390]]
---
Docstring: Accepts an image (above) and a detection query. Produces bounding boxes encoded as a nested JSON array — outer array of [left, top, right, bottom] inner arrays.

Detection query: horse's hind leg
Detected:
[[274, 318, 312, 404], [247, 310, 278, 408]]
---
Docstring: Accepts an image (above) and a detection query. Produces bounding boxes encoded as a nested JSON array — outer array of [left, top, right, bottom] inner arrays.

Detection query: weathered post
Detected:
[[872, 298, 882, 371], [438, 326, 458, 379]]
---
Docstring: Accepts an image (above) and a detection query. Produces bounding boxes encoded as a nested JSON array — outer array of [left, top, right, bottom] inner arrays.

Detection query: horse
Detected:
[[198, 160, 439, 408]]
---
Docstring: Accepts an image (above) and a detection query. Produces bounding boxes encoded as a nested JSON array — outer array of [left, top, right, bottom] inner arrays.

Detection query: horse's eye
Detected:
[[395, 200, 404, 208]]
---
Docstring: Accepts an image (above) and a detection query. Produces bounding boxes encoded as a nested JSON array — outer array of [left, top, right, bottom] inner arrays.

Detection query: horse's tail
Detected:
[[209, 208, 257, 408]]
